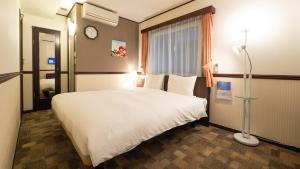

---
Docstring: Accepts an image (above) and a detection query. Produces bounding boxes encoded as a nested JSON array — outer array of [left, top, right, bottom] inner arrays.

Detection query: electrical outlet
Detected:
[[214, 63, 219, 73]]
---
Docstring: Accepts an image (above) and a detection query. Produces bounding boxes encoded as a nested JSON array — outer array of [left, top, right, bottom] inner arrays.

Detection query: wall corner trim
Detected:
[[213, 73, 300, 80], [0, 72, 20, 84]]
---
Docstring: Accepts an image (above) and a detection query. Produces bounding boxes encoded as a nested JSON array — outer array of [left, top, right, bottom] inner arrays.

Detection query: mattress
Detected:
[[52, 88, 207, 166]]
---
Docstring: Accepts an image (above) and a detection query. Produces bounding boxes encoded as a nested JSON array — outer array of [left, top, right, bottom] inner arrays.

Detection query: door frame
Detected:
[[32, 26, 61, 110], [20, 10, 23, 114]]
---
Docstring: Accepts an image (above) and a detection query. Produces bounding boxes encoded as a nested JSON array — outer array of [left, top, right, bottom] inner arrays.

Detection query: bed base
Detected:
[[95, 163, 105, 169]]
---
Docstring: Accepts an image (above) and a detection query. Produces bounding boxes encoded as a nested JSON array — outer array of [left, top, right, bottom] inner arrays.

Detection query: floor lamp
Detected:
[[233, 30, 259, 146]]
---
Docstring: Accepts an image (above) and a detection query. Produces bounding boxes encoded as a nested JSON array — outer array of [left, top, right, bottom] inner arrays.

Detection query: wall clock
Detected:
[[84, 25, 98, 40]]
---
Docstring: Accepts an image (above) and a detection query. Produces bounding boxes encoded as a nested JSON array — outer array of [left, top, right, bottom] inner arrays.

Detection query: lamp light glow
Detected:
[[130, 71, 138, 81], [67, 18, 76, 36]]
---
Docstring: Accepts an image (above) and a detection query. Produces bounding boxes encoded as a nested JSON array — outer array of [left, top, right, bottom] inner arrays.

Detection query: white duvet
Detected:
[[40, 79, 55, 91], [52, 88, 207, 166]]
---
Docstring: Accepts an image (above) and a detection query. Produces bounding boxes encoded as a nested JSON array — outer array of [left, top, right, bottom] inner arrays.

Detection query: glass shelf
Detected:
[[235, 96, 258, 100]]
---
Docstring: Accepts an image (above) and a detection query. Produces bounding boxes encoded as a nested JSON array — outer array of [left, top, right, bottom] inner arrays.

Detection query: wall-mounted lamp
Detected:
[[67, 18, 76, 36]]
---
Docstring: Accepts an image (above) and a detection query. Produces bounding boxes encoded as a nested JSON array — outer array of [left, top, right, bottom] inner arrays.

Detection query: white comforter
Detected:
[[52, 88, 207, 166]]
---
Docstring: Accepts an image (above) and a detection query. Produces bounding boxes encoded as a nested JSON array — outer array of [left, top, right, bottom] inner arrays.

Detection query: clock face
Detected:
[[84, 26, 98, 39]]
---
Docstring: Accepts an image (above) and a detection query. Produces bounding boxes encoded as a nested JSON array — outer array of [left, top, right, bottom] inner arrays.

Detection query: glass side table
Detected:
[[233, 96, 259, 146]]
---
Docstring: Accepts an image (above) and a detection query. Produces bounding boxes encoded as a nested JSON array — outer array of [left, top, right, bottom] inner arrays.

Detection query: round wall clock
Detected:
[[84, 25, 98, 40]]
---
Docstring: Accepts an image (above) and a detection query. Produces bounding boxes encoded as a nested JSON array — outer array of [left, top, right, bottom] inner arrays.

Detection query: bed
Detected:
[[52, 76, 210, 167], [40, 73, 56, 98], [40, 79, 55, 91]]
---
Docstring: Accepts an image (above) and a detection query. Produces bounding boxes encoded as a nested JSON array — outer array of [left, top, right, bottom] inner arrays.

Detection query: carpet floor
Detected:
[[13, 110, 300, 169]]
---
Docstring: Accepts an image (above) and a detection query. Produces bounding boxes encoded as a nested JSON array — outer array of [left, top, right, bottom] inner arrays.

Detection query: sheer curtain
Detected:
[[148, 16, 201, 76]]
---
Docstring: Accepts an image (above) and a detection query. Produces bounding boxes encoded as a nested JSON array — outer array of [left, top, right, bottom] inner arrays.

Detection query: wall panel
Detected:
[[0, 77, 20, 169], [0, 0, 20, 168], [76, 74, 135, 92], [210, 78, 300, 148], [23, 74, 33, 111]]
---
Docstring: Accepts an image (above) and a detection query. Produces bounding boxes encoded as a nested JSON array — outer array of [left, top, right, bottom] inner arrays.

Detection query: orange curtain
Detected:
[[201, 13, 214, 87], [141, 32, 148, 74]]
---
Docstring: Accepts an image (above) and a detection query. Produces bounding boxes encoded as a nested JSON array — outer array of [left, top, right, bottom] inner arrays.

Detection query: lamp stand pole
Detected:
[[233, 30, 259, 146]]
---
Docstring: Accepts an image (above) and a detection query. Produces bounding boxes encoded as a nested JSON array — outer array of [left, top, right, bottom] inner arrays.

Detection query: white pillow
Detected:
[[167, 74, 197, 96], [144, 74, 164, 90]]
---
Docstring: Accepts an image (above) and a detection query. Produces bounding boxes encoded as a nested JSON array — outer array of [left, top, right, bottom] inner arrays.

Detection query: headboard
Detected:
[[46, 73, 55, 79], [163, 76, 210, 126]]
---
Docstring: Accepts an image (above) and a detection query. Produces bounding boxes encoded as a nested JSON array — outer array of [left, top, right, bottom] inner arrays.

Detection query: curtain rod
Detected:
[[141, 5, 215, 33]]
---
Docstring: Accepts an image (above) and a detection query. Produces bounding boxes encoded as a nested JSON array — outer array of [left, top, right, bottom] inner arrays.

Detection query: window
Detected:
[[148, 16, 201, 76]]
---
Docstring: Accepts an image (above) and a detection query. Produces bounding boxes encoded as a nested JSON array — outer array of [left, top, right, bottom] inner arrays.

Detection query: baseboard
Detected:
[[198, 117, 209, 127], [210, 123, 300, 153], [12, 118, 21, 168]]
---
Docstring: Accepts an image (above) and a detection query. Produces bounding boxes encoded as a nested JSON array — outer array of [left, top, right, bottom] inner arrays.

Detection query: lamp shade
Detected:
[[233, 46, 242, 55]]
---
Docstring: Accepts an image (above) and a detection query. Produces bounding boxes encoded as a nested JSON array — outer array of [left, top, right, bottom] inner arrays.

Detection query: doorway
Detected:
[[32, 27, 61, 110]]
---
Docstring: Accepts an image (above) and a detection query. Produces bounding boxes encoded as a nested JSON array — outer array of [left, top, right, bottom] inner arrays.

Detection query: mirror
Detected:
[[32, 27, 61, 110], [39, 33, 56, 99]]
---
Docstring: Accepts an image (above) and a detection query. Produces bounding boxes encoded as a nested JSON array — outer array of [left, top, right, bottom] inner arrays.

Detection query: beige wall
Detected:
[[23, 13, 68, 72], [0, 2, 20, 74], [0, 1, 20, 169], [0, 78, 21, 169], [139, 0, 300, 148], [139, 0, 300, 75], [22, 13, 68, 111]]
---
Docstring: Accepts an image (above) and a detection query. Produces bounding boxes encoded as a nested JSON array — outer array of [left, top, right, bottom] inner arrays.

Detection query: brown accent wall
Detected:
[[74, 4, 139, 72]]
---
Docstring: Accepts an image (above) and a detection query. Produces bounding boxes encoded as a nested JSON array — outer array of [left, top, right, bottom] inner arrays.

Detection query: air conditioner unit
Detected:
[[82, 3, 119, 27]]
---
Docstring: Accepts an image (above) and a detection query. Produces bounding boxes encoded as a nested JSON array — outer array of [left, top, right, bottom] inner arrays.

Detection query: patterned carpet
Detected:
[[13, 110, 300, 169]]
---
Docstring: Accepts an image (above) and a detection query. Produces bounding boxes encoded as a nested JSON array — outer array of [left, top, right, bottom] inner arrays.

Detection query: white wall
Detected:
[[0, 0, 20, 169], [22, 13, 68, 111], [139, 0, 300, 75], [23, 13, 68, 72], [139, 0, 300, 147]]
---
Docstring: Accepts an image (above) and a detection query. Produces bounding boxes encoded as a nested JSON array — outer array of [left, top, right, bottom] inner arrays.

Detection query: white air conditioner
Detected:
[[82, 3, 119, 27]]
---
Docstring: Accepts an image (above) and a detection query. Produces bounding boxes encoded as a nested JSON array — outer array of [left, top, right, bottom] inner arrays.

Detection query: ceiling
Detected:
[[85, 0, 191, 22], [21, 0, 192, 22], [21, 0, 61, 18]]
